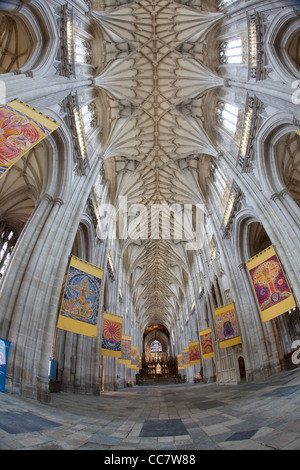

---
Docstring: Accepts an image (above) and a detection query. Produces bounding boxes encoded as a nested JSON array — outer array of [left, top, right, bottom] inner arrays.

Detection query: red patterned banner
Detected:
[[101, 312, 123, 357], [199, 329, 214, 359], [214, 302, 242, 349], [188, 341, 201, 365], [0, 100, 60, 179], [118, 335, 132, 365], [246, 245, 296, 322]]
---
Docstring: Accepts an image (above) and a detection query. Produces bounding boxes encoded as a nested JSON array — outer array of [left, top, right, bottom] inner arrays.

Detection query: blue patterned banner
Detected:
[[0, 338, 10, 392]]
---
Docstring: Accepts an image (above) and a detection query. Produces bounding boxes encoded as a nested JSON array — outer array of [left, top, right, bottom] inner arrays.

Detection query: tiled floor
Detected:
[[0, 368, 300, 450]]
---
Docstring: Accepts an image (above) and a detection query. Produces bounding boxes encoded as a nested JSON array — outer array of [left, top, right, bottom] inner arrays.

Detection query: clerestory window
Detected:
[[216, 102, 239, 135], [0, 228, 17, 282], [219, 38, 243, 64], [75, 36, 92, 65], [80, 103, 96, 136]]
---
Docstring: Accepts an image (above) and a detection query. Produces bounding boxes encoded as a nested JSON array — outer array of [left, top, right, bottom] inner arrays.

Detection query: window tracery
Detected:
[[216, 101, 239, 135], [150, 340, 162, 353], [75, 36, 92, 65], [219, 38, 243, 64], [0, 227, 17, 282], [81, 103, 97, 136]]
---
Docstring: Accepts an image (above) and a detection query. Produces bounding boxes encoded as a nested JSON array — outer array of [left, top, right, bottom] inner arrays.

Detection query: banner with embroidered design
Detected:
[[57, 256, 103, 337], [246, 245, 296, 322], [182, 349, 190, 368], [178, 354, 184, 370], [188, 341, 201, 365], [214, 302, 242, 349], [129, 346, 138, 369], [199, 328, 214, 359], [0, 100, 61, 179], [0, 338, 10, 393], [118, 335, 132, 365], [101, 312, 123, 357]]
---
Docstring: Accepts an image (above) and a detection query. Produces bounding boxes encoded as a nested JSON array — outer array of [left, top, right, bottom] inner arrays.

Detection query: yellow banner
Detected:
[[199, 328, 214, 359], [0, 99, 61, 179], [178, 354, 183, 370], [118, 335, 132, 365], [182, 349, 190, 368], [214, 302, 242, 349], [101, 312, 123, 358], [57, 256, 103, 337], [128, 345, 138, 369], [188, 341, 201, 365], [246, 245, 296, 322]]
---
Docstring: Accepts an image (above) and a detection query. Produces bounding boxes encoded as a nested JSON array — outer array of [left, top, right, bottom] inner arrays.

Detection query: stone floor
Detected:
[[0, 368, 300, 451]]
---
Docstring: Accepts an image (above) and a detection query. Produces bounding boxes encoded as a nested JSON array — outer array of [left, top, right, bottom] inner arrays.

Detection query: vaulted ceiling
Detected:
[[92, 0, 224, 332]]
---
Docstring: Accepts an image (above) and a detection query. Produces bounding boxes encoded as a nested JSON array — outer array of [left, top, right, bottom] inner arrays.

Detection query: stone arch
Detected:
[[54, 213, 101, 395], [71, 212, 98, 263], [0, 121, 78, 400], [0, 122, 72, 285], [255, 114, 299, 198], [273, 131, 300, 209], [265, 8, 300, 83], [0, 12, 34, 74], [0, 0, 62, 77], [233, 209, 272, 266], [233, 209, 299, 372], [253, 117, 300, 306]]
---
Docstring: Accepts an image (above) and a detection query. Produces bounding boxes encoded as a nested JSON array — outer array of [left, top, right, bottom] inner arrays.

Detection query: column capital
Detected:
[[54, 197, 64, 207]]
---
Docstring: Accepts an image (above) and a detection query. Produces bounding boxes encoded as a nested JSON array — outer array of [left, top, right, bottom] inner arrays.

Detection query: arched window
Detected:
[[219, 38, 243, 64], [150, 340, 162, 353], [75, 35, 92, 65], [216, 102, 239, 135], [217, 0, 238, 10], [81, 103, 97, 136], [0, 227, 17, 281]]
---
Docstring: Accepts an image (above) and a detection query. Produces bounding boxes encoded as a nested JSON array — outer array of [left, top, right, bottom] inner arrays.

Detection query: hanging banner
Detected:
[[182, 349, 190, 368], [129, 346, 138, 369], [118, 335, 132, 365], [199, 328, 214, 359], [214, 302, 242, 349], [0, 338, 10, 393], [101, 312, 123, 358], [246, 245, 296, 323], [178, 354, 183, 370], [57, 256, 103, 337], [188, 341, 201, 365], [0, 99, 61, 179]]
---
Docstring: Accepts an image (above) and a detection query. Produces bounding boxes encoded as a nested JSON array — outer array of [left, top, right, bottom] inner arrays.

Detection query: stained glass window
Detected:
[[150, 340, 162, 353]]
